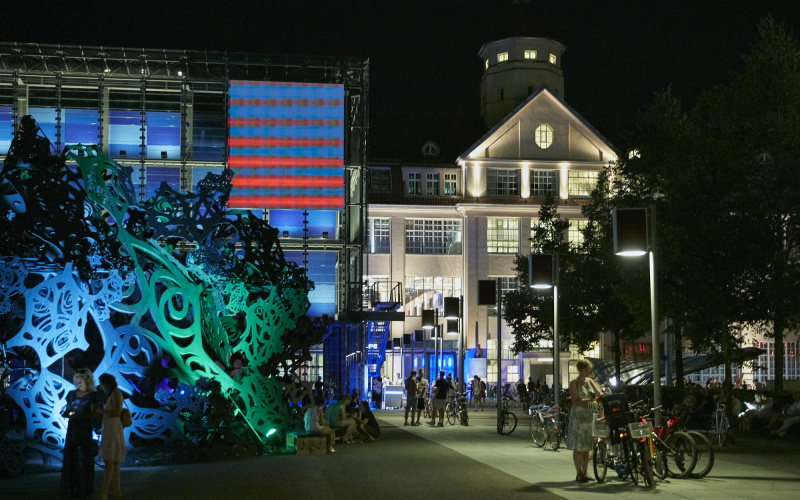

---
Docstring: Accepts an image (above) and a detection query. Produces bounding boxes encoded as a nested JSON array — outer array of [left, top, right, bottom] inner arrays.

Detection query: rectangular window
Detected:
[[567, 171, 599, 197], [524, 50, 537, 60], [568, 218, 589, 248], [426, 173, 440, 195], [487, 217, 519, 254], [367, 218, 390, 254], [408, 172, 421, 195], [370, 169, 391, 192], [549, 53, 557, 65], [405, 219, 462, 255], [497, 52, 509, 63], [507, 364, 519, 383], [444, 173, 457, 195], [403, 276, 462, 317], [487, 276, 518, 316], [487, 169, 520, 196], [530, 170, 557, 196]]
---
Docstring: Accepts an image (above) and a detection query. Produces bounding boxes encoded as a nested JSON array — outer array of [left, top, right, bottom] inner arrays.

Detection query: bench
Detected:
[[286, 431, 327, 455]]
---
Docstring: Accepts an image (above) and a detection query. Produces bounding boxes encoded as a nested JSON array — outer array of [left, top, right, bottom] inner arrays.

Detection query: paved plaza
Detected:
[[3, 407, 799, 499]]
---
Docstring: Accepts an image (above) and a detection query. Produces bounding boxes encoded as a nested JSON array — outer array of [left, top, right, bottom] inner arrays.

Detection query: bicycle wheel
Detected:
[[593, 439, 609, 483], [653, 445, 668, 480], [423, 401, 430, 419], [623, 437, 639, 485], [460, 408, 469, 426], [707, 413, 729, 447], [665, 431, 698, 479], [686, 430, 715, 479], [548, 419, 560, 450], [638, 441, 655, 488], [499, 411, 517, 435], [530, 414, 546, 447], [446, 404, 456, 425]]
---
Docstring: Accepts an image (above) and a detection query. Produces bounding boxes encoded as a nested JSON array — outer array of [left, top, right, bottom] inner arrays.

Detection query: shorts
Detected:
[[417, 397, 425, 408], [433, 398, 446, 410]]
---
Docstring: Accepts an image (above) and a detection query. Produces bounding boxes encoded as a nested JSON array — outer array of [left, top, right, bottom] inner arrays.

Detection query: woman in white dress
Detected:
[[567, 359, 602, 482], [97, 373, 126, 500]]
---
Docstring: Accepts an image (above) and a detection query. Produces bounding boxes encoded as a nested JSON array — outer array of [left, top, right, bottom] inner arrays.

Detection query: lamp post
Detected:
[[529, 253, 560, 406], [613, 206, 661, 425], [444, 296, 463, 393], [422, 307, 439, 377]]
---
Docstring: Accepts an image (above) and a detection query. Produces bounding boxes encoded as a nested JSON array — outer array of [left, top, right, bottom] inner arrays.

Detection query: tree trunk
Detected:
[[613, 331, 621, 383], [675, 329, 684, 389], [774, 312, 785, 394]]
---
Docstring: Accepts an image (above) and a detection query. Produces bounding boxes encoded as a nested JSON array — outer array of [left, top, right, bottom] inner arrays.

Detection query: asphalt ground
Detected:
[[3, 405, 800, 500]]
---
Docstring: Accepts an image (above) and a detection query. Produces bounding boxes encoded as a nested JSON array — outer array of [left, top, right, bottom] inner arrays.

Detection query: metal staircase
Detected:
[[365, 282, 402, 378]]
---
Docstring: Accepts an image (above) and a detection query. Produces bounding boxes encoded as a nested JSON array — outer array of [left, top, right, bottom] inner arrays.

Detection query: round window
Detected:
[[534, 124, 553, 149]]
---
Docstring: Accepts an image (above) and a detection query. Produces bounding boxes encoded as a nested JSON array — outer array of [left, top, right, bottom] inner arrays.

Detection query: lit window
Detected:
[[408, 172, 421, 195], [530, 170, 556, 196], [568, 218, 589, 248], [507, 364, 519, 383], [426, 173, 439, 195], [405, 219, 462, 255], [444, 173, 457, 195], [403, 276, 462, 317], [567, 171, 599, 197], [497, 52, 509, 63], [367, 219, 390, 254], [524, 50, 537, 60], [549, 53, 557, 65], [487, 169, 519, 196], [534, 124, 554, 149], [487, 218, 519, 254]]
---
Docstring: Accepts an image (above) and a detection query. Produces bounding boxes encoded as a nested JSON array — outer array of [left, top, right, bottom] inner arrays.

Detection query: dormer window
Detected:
[[549, 53, 557, 65], [497, 52, 509, 63], [422, 141, 440, 156], [524, 50, 537, 60]]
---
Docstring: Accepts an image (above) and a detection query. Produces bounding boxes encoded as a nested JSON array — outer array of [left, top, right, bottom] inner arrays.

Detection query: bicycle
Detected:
[[529, 404, 561, 450], [593, 395, 653, 487], [423, 396, 434, 420], [707, 403, 732, 447], [496, 397, 517, 435], [632, 402, 698, 481], [446, 392, 469, 426], [666, 407, 714, 479]]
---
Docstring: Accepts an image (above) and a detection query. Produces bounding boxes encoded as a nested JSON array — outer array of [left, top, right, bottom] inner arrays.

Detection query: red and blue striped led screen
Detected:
[[228, 81, 345, 210]]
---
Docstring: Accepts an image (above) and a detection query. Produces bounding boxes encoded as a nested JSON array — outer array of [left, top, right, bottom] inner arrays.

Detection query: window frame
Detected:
[[487, 217, 519, 254], [487, 169, 520, 197], [405, 219, 462, 255], [366, 218, 391, 254], [407, 172, 421, 195], [567, 170, 599, 198], [530, 170, 557, 197], [534, 124, 554, 149]]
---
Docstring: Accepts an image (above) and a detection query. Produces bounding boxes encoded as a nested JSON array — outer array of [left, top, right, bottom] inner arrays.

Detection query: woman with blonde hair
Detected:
[[567, 359, 602, 482], [61, 368, 100, 500]]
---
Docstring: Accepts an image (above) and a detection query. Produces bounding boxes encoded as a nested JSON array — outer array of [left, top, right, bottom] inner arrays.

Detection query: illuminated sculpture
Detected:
[[0, 117, 320, 463]]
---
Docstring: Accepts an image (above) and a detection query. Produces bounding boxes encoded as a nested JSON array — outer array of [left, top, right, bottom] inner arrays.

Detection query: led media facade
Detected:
[[228, 81, 345, 210]]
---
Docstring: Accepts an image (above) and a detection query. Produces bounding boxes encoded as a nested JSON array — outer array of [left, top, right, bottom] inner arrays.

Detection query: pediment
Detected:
[[461, 89, 616, 163]]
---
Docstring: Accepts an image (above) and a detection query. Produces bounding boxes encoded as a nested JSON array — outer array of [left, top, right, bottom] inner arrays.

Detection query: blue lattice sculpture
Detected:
[[0, 116, 320, 461]]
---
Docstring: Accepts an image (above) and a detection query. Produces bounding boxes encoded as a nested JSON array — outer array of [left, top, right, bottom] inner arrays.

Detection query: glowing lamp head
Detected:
[[528, 254, 554, 289], [612, 208, 648, 257], [422, 309, 435, 329]]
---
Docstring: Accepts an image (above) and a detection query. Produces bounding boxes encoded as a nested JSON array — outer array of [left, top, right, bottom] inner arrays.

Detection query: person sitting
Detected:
[[326, 395, 374, 443], [769, 391, 800, 437], [740, 392, 773, 432], [304, 395, 335, 453]]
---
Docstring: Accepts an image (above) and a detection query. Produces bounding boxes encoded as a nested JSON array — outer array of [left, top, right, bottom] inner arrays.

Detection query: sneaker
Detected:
[[404, 422, 409, 426], [429, 420, 436, 426], [437, 422, 444, 427], [412, 422, 420, 426]]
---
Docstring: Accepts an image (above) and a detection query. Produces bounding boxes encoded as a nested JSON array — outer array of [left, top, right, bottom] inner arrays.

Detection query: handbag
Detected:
[[120, 401, 132, 428]]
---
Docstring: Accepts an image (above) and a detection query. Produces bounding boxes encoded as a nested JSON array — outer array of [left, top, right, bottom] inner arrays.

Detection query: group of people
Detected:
[[303, 389, 376, 453], [61, 369, 127, 500]]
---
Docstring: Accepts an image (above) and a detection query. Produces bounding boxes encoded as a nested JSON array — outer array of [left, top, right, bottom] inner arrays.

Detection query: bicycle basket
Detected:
[[627, 421, 652, 439], [600, 393, 632, 430], [592, 419, 610, 438]]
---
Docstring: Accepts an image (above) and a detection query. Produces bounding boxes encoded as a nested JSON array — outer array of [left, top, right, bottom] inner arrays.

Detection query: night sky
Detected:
[[5, 0, 800, 158]]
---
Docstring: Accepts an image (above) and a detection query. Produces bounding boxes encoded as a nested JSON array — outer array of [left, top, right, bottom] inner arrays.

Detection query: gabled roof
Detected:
[[458, 87, 617, 164]]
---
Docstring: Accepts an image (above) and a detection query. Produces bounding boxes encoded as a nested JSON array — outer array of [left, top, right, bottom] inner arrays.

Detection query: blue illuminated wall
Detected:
[[268, 209, 337, 239], [284, 250, 336, 317], [227, 81, 345, 210]]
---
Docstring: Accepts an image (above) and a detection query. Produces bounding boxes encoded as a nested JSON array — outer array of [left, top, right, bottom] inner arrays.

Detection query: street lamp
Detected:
[[444, 296, 464, 393], [422, 307, 440, 376], [529, 253, 560, 406], [613, 206, 661, 425]]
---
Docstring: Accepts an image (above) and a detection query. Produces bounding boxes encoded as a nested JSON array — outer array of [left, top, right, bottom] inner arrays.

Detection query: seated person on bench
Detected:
[[304, 395, 335, 453], [326, 395, 374, 443]]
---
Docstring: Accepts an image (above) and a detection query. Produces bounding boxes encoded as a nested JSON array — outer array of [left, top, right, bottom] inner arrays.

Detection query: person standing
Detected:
[[567, 359, 602, 482], [97, 373, 126, 500], [415, 369, 429, 425], [430, 371, 449, 426], [61, 368, 99, 500], [404, 371, 418, 426], [395, 372, 403, 386], [372, 376, 384, 409], [473, 375, 484, 411]]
